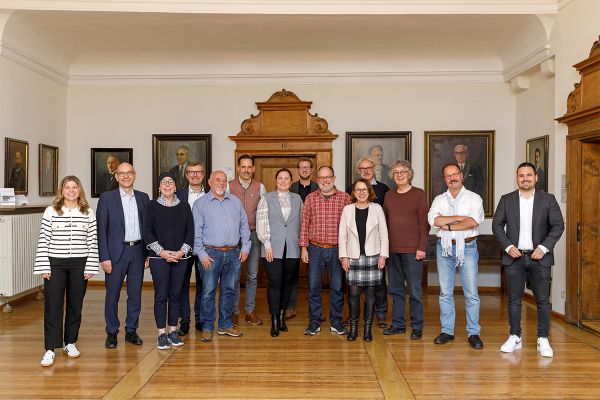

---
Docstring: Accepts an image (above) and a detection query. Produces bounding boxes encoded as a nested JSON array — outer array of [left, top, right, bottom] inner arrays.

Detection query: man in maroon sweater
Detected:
[[382, 160, 430, 340]]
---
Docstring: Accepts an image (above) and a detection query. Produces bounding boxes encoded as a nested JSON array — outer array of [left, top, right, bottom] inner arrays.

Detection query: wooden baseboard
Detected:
[[523, 292, 566, 321], [427, 286, 501, 295]]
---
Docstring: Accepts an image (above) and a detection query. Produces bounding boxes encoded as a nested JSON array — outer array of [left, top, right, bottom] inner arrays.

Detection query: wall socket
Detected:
[[561, 291, 566, 299]]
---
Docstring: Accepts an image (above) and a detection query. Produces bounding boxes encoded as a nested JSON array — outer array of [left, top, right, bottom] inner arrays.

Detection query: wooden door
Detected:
[[580, 141, 600, 322]]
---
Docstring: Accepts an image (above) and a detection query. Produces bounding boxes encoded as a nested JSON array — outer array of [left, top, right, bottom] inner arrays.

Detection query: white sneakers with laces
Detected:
[[537, 337, 554, 357], [40, 350, 55, 367], [64, 343, 81, 358], [500, 335, 522, 353]]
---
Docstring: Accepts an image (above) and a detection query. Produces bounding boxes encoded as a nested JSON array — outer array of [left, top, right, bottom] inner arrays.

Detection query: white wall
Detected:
[[546, 0, 600, 315], [0, 57, 67, 205], [67, 82, 516, 283]]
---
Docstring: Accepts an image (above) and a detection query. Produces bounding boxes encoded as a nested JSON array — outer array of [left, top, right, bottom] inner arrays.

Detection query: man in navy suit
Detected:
[[97, 162, 150, 348], [492, 162, 564, 357], [176, 161, 210, 336]]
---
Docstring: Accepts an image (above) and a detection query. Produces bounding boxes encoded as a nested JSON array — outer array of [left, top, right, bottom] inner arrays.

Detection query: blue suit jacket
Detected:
[[176, 185, 210, 204], [97, 188, 150, 263]]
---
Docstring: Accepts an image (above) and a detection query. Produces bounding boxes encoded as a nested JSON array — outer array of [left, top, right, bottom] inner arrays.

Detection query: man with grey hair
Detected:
[[170, 145, 190, 190], [383, 160, 429, 340], [453, 144, 483, 201]]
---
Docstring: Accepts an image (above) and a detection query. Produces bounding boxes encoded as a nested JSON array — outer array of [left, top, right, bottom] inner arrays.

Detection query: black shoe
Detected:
[[125, 331, 143, 345], [270, 314, 279, 337], [410, 330, 423, 340], [433, 332, 455, 345], [178, 322, 190, 337], [105, 333, 118, 349], [383, 326, 406, 335], [468, 335, 484, 349], [278, 310, 288, 333], [347, 321, 358, 342], [363, 321, 373, 342], [195, 322, 202, 331]]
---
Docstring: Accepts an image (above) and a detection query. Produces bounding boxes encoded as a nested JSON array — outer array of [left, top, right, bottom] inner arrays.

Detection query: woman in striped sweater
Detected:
[[34, 175, 99, 367]]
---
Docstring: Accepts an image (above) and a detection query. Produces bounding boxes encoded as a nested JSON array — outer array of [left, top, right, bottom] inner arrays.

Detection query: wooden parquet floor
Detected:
[[1, 286, 600, 399]]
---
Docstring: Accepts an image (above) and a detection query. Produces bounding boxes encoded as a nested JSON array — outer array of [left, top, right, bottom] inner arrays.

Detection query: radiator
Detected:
[[0, 213, 43, 297]]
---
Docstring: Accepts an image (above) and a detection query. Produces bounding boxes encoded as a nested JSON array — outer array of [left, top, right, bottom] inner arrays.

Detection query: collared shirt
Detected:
[[120, 188, 141, 241], [187, 185, 206, 209], [256, 191, 293, 249], [299, 188, 351, 247], [427, 186, 484, 239], [504, 190, 548, 254], [227, 178, 267, 196], [192, 191, 251, 261]]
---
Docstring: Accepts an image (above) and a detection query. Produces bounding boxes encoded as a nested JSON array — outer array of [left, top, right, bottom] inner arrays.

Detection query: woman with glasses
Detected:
[[382, 160, 429, 340], [256, 168, 303, 337], [338, 179, 389, 341], [35, 175, 99, 367], [143, 172, 194, 349]]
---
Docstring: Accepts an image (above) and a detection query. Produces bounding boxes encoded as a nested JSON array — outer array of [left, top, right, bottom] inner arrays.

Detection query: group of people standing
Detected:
[[33, 150, 564, 368]]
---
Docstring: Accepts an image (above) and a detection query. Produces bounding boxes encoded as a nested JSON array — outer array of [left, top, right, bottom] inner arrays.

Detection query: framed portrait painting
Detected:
[[39, 144, 59, 196], [152, 134, 212, 197], [526, 135, 549, 192], [90, 148, 133, 198], [425, 130, 495, 217], [4, 137, 29, 195], [345, 131, 411, 189]]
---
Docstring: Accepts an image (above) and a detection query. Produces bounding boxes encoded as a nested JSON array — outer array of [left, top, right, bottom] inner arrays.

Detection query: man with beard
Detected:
[[428, 163, 485, 350], [8, 151, 26, 192], [493, 162, 564, 357]]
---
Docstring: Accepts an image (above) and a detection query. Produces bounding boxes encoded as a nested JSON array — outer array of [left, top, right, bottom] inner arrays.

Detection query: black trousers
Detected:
[[505, 255, 552, 337], [150, 258, 187, 329], [44, 257, 88, 351], [286, 262, 301, 310], [374, 269, 388, 318], [263, 252, 299, 315], [179, 255, 202, 324]]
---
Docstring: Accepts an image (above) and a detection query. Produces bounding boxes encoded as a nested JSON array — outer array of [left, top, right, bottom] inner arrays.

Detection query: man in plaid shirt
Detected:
[[299, 166, 351, 335]]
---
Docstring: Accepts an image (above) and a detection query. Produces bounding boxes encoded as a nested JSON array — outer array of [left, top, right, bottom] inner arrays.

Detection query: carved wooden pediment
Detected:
[[235, 89, 333, 138]]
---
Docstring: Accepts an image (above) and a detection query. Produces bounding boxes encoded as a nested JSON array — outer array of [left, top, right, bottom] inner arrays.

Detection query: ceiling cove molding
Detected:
[[0, 1, 562, 14], [503, 43, 551, 81], [67, 70, 505, 87], [0, 41, 68, 85]]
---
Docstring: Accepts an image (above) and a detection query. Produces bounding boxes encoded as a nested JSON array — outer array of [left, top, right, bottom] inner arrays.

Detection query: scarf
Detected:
[[440, 191, 466, 266]]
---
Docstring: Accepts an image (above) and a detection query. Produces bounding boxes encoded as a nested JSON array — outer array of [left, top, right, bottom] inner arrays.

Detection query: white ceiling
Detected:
[[0, 1, 559, 84]]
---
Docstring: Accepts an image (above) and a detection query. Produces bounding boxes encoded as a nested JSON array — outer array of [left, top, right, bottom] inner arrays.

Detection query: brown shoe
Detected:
[[376, 316, 389, 329], [232, 313, 239, 327], [200, 331, 213, 342], [217, 326, 243, 337], [284, 309, 296, 321], [245, 312, 263, 326]]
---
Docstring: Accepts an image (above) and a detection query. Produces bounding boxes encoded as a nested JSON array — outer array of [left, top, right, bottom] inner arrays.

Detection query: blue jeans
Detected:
[[307, 245, 344, 325], [387, 253, 424, 330], [436, 240, 480, 336], [234, 230, 260, 314], [198, 248, 241, 331]]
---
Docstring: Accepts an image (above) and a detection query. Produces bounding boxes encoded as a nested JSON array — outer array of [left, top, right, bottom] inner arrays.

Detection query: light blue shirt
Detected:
[[120, 188, 141, 241], [192, 191, 251, 261]]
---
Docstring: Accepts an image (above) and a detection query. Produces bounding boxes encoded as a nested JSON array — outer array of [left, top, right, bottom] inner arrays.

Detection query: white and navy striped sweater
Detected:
[[34, 205, 100, 275]]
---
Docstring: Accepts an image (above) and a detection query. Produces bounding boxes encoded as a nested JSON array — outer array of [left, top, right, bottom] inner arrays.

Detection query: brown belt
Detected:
[[205, 245, 238, 252], [309, 240, 337, 249], [451, 237, 477, 244]]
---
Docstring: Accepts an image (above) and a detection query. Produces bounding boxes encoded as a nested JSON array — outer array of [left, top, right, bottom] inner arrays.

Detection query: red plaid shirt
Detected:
[[299, 188, 351, 247]]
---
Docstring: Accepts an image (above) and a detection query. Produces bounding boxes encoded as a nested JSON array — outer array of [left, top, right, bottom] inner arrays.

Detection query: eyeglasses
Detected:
[[393, 170, 410, 176], [358, 167, 374, 172], [186, 171, 204, 175], [318, 175, 334, 181], [354, 188, 369, 193], [116, 171, 135, 177], [160, 180, 176, 186]]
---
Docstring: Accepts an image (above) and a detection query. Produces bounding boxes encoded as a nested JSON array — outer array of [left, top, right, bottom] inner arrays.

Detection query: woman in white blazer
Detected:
[[338, 179, 389, 342]]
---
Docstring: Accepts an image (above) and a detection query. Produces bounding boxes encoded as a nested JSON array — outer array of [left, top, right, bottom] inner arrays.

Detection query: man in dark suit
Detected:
[[454, 144, 484, 202], [169, 145, 189, 191], [8, 151, 26, 192], [176, 161, 210, 336], [534, 148, 545, 191], [345, 156, 390, 328], [97, 162, 150, 348], [492, 162, 564, 358], [97, 154, 120, 193]]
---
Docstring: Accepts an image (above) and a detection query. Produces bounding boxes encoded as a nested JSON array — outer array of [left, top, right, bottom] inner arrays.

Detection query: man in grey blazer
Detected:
[[492, 162, 564, 357]]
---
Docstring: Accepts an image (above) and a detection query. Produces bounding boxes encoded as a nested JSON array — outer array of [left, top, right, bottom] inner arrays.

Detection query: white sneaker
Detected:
[[537, 337, 554, 357], [500, 335, 522, 353], [64, 343, 81, 358], [41, 350, 55, 367]]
